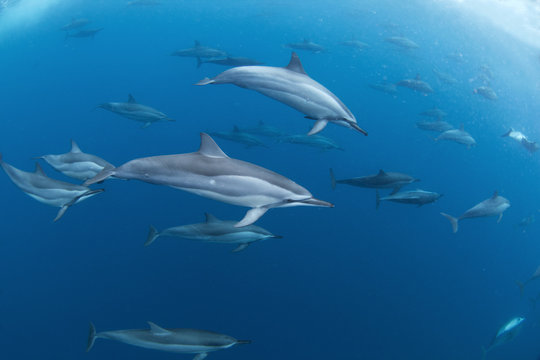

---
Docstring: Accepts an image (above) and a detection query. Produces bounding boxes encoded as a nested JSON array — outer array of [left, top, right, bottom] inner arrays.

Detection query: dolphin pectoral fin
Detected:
[[86, 322, 97, 352], [145, 225, 160, 246], [195, 77, 215, 86], [54, 206, 69, 222], [390, 186, 400, 195], [497, 213, 503, 223], [329, 168, 336, 190], [232, 243, 250, 253], [141, 122, 152, 129], [235, 207, 268, 228], [193, 353, 208, 360], [54, 189, 104, 222], [307, 119, 328, 136], [376, 191, 381, 210]]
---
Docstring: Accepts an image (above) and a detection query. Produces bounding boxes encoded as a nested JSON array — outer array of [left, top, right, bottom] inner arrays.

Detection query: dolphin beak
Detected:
[[349, 121, 368, 136], [299, 197, 334, 207]]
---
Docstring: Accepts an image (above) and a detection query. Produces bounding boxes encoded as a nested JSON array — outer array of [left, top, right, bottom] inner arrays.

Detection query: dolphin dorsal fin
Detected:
[[198, 133, 229, 158], [459, 123, 464, 131], [285, 52, 307, 75], [233, 125, 240, 133], [34, 163, 46, 176], [205, 213, 220, 223], [148, 322, 170, 336], [492, 190, 498, 198], [194, 40, 200, 47], [70, 140, 82, 153], [378, 169, 387, 176], [127, 94, 137, 104]]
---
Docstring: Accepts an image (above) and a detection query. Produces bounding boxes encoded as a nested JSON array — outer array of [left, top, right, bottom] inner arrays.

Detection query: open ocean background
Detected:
[[1, 0, 540, 359]]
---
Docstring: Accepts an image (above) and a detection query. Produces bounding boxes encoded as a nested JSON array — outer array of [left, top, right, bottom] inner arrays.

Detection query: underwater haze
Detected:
[[1, 0, 540, 359]]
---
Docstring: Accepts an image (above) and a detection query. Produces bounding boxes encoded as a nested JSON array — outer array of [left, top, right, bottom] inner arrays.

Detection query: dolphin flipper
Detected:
[[86, 322, 97, 352], [145, 225, 160, 246], [390, 186, 401, 195], [441, 212, 459, 233], [307, 119, 328, 136], [235, 207, 268, 227], [329, 168, 336, 190], [54, 189, 104, 222], [195, 77, 215, 86], [497, 213, 503, 223], [376, 191, 381, 210], [193, 353, 208, 360], [232, 243, 250, 252]]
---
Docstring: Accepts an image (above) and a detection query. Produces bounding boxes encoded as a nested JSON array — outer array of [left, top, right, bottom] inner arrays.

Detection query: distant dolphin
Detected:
[[278, 134, 343, 151], [396, 74, 433, 94], [435, 124, 476, 148], [196, 52, 366, 136], [376, 189, 441, 209], [84, 133, 333, 227], [171, 41, 227, 59], [37, 140, 114, 181], [385, 36, 419, 50], [419, 107, 447, 119], [60, 18, 90, 31], [440, 191, 510, 233], [284, 39, 326, 53], [415, 119, 453, 133], [65, 28, 103, 39], [87, 322, 250, 359], [481, 317, 524, 360], [516, 265, 540, 296], [197, 56, 263, 68], [432, 68, 458, 85], [340, 40, 369, 50], [368, 82, 397, 95], [208, 126, 268, 148], [501, 128, 539, 153], [146, 213, 281, 251], [241, 121, 286, 138], [330, 168, 419, 194], [98, 94, 175, 128], [473, 86, 498, 100], [0, 154, 103, 221]]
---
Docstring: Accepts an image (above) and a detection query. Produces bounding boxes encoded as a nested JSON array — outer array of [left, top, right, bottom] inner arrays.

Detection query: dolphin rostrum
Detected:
[[440, 191, 510, 233], [98, 94, 175, 128], [84, 133, 333, 227], [196, 52, 367, 136], [146, 213, 282, 251], [0, 154, 103, 221], [330, 168, 419, 194], [376, 189, 441, 209], [87, 322, 250, 360], [37, 140, 114, 181]]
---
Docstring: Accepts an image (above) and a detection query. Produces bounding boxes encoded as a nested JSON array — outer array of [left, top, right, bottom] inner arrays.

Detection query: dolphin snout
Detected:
[[299, 197, 334, 207]]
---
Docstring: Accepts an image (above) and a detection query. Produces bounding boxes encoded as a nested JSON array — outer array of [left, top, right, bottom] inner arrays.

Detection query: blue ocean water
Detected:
[[1, 0, 540, 359]]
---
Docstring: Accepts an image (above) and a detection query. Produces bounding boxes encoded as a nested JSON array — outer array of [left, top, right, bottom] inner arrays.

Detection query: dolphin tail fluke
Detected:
[[193, 353, 208, 360], [329, 168, 336, 190], [87, 322, 97, 352], [516, 280, 526, 297], [145, 225, 160, 246], [501, 129, 513, 137], [236, 339, 252, 345], [376, 191, 381, 210], [54, 189, 104, 222], [235, 207, 268, 228], [83, 169, 115, 186], [232, 243, 250, 252], [196, 57, 203, 68], [194, 77, 215, 86], [440, 212, 459, 233]]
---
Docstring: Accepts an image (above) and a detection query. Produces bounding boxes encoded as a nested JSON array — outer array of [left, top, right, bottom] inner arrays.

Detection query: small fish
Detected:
[[330, 168, 419, 194], [440, 191, 510, 233], [376, 189, 442, 209]]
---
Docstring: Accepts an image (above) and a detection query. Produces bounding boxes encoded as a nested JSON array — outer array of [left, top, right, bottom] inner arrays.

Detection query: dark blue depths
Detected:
[[1, 0, 540, 359]]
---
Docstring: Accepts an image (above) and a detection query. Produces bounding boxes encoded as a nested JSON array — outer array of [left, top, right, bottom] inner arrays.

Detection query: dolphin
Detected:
[[384, 36, 419, 50], [432, 68, 458, 85], [415, 119, 453, 133], [481, 317, 524, 360], [208, 126, 268, 148], [278, 134, 343, 151], [368, 82, 397, 95], [241, 121, 286, 138], [65, 28, 103, 39], [516, 265, 540, 297], [501, 128, 539, 153], [197, 56, 263, 68], [284, 39, 326, 53], [376, 189, 442, 209], [419, 107, 447, 119], [340, 40, 369, 50], [329, 168, 419, 194], [440, 191, 510, 233], [0, 154, 103, 221], [98, 94, 175, 128], [435, 124, 476, 148], [473, 86, 498, 100], [60, 18, 90, 31], [146, 213, 281, 251], [37, 140, 114, 181], [195, 52, 367, 136], [87, 322, 250, 359], [515, 213, 535, 232], [171, 41, 227, 59], [84, 133, 333, 227], [396, 75, 434, 94]]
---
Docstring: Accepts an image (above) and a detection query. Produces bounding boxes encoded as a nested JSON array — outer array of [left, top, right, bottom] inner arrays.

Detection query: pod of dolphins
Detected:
[[3, 15, 539, 359]]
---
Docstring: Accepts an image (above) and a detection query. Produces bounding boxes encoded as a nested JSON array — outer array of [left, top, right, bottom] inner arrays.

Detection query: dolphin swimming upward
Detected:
[[196, 52, 367, 136], [0, 154, 103, 221], [84, 133, 333, 227], [87, 322, 250, 360]]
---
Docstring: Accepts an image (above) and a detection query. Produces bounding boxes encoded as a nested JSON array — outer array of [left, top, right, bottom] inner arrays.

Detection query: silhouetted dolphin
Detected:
[[441, 191, 510, 233], [208, 126, 268, 148], [0, 154, 103, 221], [419, 107, 447, 119], [284, 39, 326, 53], [65, 28, 103, 39], [415, 119, 453, 133], [241, 121, 286, 138], [37, 140, 114, 181], [98, 94, 174, 128], [146, 213, 281, 251], [60, 18, 90, 31], [171, 41, 227, 59], [481, 317, 524, 360], [385, 36, 419, 49], [376, 189, 441, 209], [84, 133, 333, 227], [197, 56, 263, 68], [396, 74, 433, 93], [330, 168, 419, 194], [87, 322, 250, 359], [196, 52, 367, 136], [368, 82, 397, 94], [340, 40, 369, 50], [278, 134, 343, 151], [435, 124, 476, 148]]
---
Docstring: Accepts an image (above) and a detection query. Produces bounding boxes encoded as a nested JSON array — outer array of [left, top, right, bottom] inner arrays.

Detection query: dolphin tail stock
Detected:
[[194, 77, 215, 86], [516, 280, 526, 297], [329, 168, 336, 190], [440, 212, 459, 233], [54, 189, 105, 222], [145, 225, 160, 246], [376, 191, 381, 210], [83, 168, 115, 186], [86, 322, 97, 352], [501, 129, 512, 137], [196, 57, 203, 68]]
